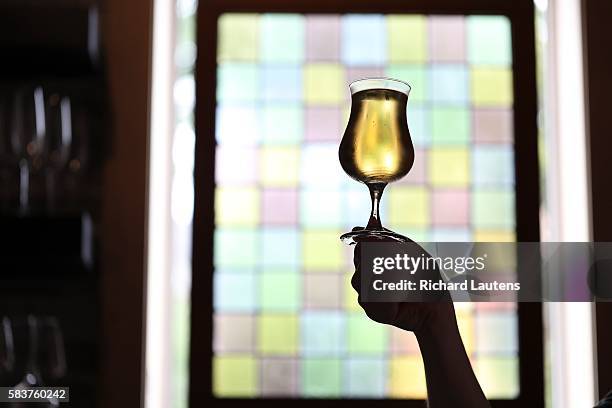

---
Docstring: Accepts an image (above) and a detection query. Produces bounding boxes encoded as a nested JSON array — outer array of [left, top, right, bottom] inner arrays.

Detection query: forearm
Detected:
[[415, 314, 490, 408]]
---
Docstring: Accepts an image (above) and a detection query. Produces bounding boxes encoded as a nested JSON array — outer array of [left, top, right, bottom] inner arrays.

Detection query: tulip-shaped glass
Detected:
[[339, 78, 414, 245]]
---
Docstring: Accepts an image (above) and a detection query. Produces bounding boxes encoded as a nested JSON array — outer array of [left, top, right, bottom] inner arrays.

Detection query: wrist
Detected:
[[413, 303, 458, 340]]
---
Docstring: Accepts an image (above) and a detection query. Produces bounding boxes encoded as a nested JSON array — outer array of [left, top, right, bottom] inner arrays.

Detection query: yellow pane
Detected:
[[477, 242, 517, 273], [218, 14, 259, 61], [475, 357, 519, 398], [343, 270, 361, 311], [389, 356, 427, 398], [215, 187, 259, 225], [456, 311, 475, 355], [213, 355, 258, 396], [454, 302, 475, 313], [388, 187, 429, 226], [388, 16, 427, 63], [303, 229, 343, 270], [429, 148, 470, 187], [260, 147, 299, 187], [258, 315, 298, 355], [342, 106, 350, 124], [304, 63, 345, 105], [471, 68, 513, 106], [474, 230, 516, 242]]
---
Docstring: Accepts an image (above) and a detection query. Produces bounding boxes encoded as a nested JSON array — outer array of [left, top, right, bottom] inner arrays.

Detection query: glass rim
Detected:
[[349, 77, 411, 96]]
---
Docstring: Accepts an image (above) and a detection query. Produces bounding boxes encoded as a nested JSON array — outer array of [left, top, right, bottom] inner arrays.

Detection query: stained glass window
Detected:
[[213, 13, 518, 399]]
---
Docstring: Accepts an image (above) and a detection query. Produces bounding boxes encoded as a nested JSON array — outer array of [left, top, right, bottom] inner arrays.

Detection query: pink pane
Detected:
[[306, 15, 340, 61], [391, 328, 420, 354], [473, 109, 513, 144], [262, 189, 298, 225], [476, 302, 517, 312], [343, 244, 355, 267], [305, 107, 342, 141], [346, 67, 384, 84], [261, 358, 298, 396], [303, 273, 342, 309], [429, 16, 466, 62], [432, 189, 469, 226], [397, 149, 426, 185]]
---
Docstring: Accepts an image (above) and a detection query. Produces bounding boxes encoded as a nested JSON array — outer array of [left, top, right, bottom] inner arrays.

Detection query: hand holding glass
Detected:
[[339, 78, 414, 245]]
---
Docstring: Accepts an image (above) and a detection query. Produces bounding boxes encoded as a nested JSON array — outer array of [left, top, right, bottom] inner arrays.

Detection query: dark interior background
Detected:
[[0, 0, 151, 406]]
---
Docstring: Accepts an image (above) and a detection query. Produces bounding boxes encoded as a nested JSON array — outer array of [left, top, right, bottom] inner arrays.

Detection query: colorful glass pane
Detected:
[[213, 13, 519, 399], [467, 16, 512, 66], [261, 14, 305, 62], [342, 15, 387, 66]]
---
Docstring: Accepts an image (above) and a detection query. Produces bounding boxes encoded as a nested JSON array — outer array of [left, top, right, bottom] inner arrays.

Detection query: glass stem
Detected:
[[26, 315, 40, 384], [19, 159, 29, 215], [46, 170, 57, 214], [366, 182, 386, 230]]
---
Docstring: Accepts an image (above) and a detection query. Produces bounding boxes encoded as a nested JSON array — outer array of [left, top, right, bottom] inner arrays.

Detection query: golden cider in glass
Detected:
[[339, 88, 414, 185]]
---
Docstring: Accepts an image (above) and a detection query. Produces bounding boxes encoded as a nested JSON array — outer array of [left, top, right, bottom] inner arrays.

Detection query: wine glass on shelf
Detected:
[[11, 316, 66, 408], [14, 316, 42, 390], [10, 85, 47, 214], [0, 317, 16, 384], [338, 78, 414, 245], [65, 104, 91, 212], [0, 91, 16, 211], [44, 92, 73, 213], [38, 317, 67, 387], [38, 317, 66, 408]]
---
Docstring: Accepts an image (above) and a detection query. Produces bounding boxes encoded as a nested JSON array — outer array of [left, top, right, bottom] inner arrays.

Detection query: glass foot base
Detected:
[[340, 227, 410, 245]]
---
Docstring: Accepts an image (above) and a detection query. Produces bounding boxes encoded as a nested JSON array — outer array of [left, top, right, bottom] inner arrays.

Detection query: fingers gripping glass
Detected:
[[338, 78, 414, 245]]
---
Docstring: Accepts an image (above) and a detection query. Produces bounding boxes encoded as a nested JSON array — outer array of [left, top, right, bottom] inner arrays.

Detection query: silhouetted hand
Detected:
[[351, 236, 455, 335], [350, 230, 490, 408]]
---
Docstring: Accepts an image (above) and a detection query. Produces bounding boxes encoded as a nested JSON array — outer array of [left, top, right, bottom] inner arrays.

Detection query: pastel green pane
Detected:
[[215, 187, 259, 226], [218, 14, 258, 62], [260, 273, 301, 311], [347, 313, 388, 354], [258, 315, 298, 355], [217, 64, 259, 102], [432, 107, 470, 145], [262, 104, 303, 145], [261, 14, 305, 62], [178, 14, 196, 44], [388, 187, 429, 227], [264, 266, 300, 274], [302, 230, 344, 271], [213, 356, 258, 397], [467, 16, 512, 65], [388, 15, 427, 63], [471, 68, 513, 106], [302, 358, 341, 397], [476, 357, 519, 399], [345, 359, 386, 397], [304, 64, 345, 105], [385, 64, 426, 103], [472, 190, 515, 229], [214, 228, 258, 267]]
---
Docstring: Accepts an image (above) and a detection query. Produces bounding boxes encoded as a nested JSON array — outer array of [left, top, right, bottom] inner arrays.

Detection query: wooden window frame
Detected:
[[190, 0, 543, 406]]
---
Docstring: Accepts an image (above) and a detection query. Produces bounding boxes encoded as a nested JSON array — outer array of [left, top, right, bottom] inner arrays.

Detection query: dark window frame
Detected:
[[583, 0, 612, 400], [190, 0, 543, 406]]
